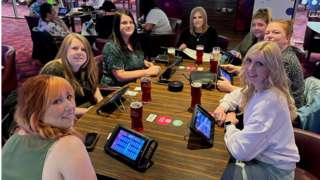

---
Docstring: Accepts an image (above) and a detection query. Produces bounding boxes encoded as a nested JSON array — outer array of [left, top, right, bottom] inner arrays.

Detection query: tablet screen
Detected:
[[219, 68, 232, 83], [110, 129, 146, 161], [195, 110, 212, 139], [58, 8, 69, 15]]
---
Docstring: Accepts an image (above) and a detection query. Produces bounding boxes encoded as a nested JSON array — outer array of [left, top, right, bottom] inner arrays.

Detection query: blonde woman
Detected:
[[214, 41, 299, 179], [2, 75, 97, 180], [41, 33, 103, 115], [178, 6, 218, 53]]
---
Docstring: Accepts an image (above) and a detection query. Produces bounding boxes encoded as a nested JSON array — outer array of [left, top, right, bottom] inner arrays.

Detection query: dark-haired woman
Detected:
[[101, 10, 161, 86]]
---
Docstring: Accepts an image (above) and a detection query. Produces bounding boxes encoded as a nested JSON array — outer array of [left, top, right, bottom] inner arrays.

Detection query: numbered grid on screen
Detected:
[[111, 130, 146, 161]]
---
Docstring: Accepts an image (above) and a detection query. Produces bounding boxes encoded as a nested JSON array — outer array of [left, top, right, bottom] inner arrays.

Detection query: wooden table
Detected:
[[76, 60, 229, 179]]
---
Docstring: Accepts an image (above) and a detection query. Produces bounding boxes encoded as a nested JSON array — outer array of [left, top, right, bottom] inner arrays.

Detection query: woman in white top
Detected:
[[214, 41, 299, 180]]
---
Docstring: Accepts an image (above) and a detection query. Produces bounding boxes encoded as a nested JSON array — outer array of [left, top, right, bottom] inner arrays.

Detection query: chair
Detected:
[[141, 33, 178, 58], [216, 35, 230, 51], [169, 17, 182, 33], [31, 31, 59, 64], [25, 16, 40, 33], [1, 45, 17, 100], [303, 23, 320, 61], [94, 54, 104, 81], [93, 38, 108, 56], [294, 128, 320, 180], [291, 46, 306, 63]]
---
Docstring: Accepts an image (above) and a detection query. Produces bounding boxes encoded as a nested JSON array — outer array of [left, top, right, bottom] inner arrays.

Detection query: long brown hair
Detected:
[[15, 75, 80, 139], [239, 41, 297, 120], [55, 33, 98, 99]]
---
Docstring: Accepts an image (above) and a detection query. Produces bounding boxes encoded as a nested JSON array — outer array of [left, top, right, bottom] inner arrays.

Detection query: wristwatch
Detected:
[[224, 121, 232, 132], [224, 121, 232, 127]]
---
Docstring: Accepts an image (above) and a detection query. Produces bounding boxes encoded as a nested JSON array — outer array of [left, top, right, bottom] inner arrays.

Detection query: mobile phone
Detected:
[[85, 132, 100, 152]]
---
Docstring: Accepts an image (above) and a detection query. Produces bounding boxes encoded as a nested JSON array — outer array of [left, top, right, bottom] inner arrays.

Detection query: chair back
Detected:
[[31, 31, 58, 64], [291, 46, 306, 63], [2, 45, 17, 99], [216, 35, 230, 50], [25, 16, 40, 33], [294, 128, 320, 179], [169, 17, 182, 33], [142, 33, 177, 58], [94, 54, 104, 81]]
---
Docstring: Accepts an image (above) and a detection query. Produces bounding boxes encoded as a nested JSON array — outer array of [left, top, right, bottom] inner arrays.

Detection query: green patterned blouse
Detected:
[[101, 41, 145, 86]]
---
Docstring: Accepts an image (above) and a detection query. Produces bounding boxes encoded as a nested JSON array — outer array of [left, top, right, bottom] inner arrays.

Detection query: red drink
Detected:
[[210, 59, 218, 74], [130, 102, 144, 132], [141, 77, 151, 103], [196, 45, 204, 65], [190, 81, 202, 110]]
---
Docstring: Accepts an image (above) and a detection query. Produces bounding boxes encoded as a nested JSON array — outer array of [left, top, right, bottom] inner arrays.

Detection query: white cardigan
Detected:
[[221, 88, 300, 170]]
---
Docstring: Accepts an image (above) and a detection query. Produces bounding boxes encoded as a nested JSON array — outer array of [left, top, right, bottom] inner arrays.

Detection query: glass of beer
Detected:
[[212, 47, 221, 62], [196, 45, 204, 65], [141, 77, 152, 103], [190, 81, 202, 111], [167, 47, 175, 65], [130, 101, 143, 132]]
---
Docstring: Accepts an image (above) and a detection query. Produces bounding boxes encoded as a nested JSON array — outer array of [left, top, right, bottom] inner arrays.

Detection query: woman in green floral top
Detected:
[[101, 10, 161, 86]]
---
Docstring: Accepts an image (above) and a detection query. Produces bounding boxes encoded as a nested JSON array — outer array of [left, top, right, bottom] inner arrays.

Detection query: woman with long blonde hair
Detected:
[[41, 33, 103, 115], [2, 75, 97, 180], [214, 41, 299, 179]]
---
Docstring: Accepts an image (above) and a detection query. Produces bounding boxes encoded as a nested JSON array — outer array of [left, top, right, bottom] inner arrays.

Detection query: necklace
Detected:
[[196, 33, 202, 42]]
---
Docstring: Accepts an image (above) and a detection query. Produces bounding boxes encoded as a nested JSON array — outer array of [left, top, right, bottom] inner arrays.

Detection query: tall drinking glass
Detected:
[[196, 45, 204, 65], [130, 101, 144, 132], [141, 77, 152, 103], [190, 81, 202, 111], [167, 47, 175, 65], [210, 47, 220, 74]]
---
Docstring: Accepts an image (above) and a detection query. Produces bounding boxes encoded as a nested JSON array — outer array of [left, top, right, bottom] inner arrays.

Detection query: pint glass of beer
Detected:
[[167, 47, 175, 65], [196, 45, 204, 65], [130, 101, 144, 132]]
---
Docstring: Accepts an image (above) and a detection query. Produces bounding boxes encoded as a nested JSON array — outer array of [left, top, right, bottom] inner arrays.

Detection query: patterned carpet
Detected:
[[2, 17, 43, 85]]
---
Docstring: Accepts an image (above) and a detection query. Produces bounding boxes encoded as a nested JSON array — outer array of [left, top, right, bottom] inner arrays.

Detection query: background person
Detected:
[[218, 21, 305, 109], [40, 33, 103, 115], [230, 8, 272, 59], [35, 3, 69, 37], [139, 0, 172, 34], [178, 6, 218, 53], [264, 20, 305, 108], [214, 42, 299, 180], [101, 10, 161, 86], [2, 75, 97, 180]]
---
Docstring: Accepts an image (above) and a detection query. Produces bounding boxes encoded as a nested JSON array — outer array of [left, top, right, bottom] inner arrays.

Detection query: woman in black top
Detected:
[[178, 6, 218, 53]]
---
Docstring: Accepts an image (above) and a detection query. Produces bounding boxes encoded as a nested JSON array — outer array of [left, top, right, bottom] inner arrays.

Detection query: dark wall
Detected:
[[156, 0, 254, 33]]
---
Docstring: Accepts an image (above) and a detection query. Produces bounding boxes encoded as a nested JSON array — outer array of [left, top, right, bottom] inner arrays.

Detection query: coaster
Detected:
[[197, 67, 204, 71], [156, 116, 173, 125], [146, 113, 157, 122], [172, 120, 183, 127], [125, 90, 138, 96]]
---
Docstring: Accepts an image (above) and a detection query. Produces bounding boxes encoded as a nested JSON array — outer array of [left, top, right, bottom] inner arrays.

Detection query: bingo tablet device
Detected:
[[218, 68, 233, 84], [58, 7, 69, 16], [97, 85, 129, 114], [104, 125, 158, 172], [190, 104, 215, 145]]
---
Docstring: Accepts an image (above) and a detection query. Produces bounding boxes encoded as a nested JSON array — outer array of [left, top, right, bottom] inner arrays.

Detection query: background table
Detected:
[[76, 60, 230, 179]]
